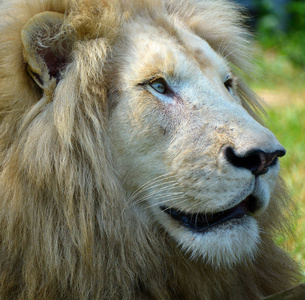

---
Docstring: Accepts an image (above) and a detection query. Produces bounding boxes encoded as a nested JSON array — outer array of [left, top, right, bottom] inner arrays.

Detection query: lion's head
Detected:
[[0, 0, 299, 298], [107, 17, 286, 266]]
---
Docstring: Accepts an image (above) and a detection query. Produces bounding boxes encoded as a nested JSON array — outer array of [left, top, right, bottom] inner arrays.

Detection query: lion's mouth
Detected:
[[160, 195, 258, 233]]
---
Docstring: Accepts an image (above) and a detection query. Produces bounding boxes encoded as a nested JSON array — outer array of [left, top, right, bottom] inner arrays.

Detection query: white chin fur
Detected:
[[167, 216, 260, 268]]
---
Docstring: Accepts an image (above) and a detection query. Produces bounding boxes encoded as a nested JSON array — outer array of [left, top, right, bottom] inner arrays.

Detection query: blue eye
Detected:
[[149, 78, 167, 94]]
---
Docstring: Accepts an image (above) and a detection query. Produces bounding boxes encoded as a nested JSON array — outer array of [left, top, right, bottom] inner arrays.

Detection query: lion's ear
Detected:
[[21, 11, 73, 91]]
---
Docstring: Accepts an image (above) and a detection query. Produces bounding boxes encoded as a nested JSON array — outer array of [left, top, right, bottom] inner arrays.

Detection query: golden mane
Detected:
[[0, 0, 300, 299]]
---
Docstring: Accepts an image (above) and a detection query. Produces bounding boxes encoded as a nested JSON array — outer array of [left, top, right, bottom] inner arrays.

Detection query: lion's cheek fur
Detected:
[[108, 113, 175, 201]]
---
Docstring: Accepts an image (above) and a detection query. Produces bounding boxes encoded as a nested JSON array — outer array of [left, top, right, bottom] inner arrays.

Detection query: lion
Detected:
[[0, 0, 300, 299]]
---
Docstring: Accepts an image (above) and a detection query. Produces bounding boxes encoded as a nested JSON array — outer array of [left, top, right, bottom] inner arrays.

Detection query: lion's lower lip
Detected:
[[160, 196, 257, 232]]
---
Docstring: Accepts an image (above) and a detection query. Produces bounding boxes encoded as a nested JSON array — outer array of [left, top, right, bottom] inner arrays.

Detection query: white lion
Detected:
[[0, 0, 300, 299]]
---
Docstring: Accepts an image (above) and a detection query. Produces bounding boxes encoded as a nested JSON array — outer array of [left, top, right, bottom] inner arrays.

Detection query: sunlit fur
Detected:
[[0, 0, 300, 299]]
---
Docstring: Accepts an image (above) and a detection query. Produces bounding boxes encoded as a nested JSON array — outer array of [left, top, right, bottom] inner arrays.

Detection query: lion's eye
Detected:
[[224, 77, 234, 94], [149, 78, 169, 94], [143, 77, 175, 104]]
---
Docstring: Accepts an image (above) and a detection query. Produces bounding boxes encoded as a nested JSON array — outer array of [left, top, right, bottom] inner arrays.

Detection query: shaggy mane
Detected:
[[0, 0, 300, 299]]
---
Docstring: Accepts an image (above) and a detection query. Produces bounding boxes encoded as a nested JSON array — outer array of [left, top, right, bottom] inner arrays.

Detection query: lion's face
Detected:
[[108, 19, 285, 266]]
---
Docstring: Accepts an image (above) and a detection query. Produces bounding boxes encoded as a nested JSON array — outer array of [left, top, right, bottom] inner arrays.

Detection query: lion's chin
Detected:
[[158, 196, 261, 267], [176, 216, 260, 267]]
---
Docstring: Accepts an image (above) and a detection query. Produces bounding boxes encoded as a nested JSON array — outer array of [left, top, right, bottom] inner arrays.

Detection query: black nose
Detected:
[[225, 147, 286, 176]]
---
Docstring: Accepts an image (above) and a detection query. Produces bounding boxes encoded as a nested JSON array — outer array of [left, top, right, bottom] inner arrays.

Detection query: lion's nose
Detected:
[[225, 147, 286, 176]]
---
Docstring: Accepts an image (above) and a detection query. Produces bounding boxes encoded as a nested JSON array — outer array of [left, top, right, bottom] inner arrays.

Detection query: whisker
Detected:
[[132, 183, 181, 203], [134, 191, 185, 207], [129, 173, 179, 201], [144, 195, 187, 210], [146, 193, 191, 209]]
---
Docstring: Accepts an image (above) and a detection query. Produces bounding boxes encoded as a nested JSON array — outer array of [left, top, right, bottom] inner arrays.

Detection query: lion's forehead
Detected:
[[113, 18, 228, 89]]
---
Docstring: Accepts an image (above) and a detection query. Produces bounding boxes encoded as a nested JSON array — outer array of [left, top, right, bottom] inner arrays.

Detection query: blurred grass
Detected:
[[251, 51, 305, 279], [250, 50, 305, 91], [268, 101, 305, 279]]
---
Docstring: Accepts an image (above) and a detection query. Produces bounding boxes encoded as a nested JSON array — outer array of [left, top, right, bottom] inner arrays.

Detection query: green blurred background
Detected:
[[238, 0, 305, 279]]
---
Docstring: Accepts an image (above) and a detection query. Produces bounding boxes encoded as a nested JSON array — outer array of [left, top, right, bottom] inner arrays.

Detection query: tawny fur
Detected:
[[0, 0, 300, 299]]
